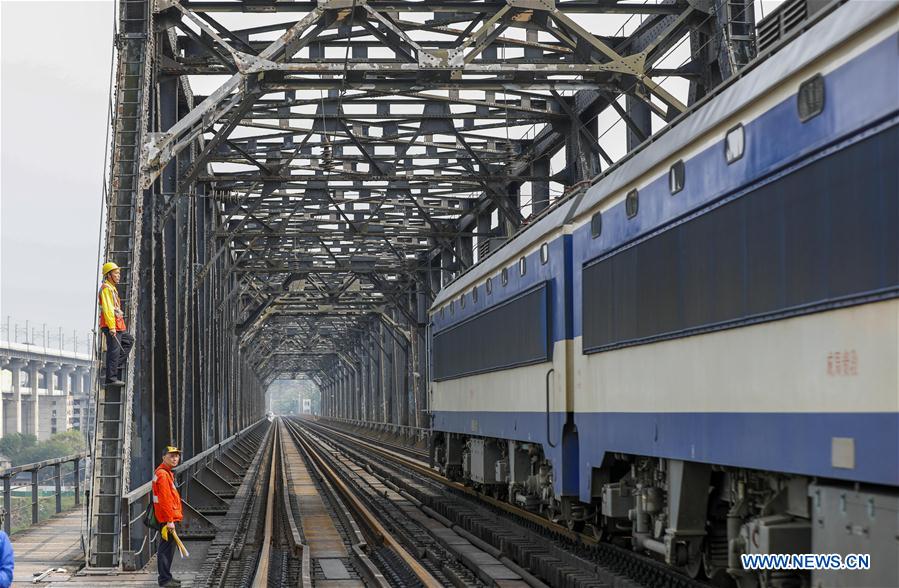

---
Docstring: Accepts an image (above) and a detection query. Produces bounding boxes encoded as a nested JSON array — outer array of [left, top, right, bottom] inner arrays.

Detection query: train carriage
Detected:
[[430, 1, 899, 585], [429, 202, 579, 509]]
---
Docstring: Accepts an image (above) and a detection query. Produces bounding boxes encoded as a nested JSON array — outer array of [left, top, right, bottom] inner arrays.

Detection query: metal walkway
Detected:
[[10, 509, 83, 585], [8, 508, 209, 587]]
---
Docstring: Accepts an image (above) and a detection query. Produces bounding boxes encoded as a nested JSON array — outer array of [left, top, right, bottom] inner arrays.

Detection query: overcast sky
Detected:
[[1, 1, 113, 347]]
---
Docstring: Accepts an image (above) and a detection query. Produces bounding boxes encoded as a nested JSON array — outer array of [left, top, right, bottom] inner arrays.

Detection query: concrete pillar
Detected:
[[40, 362, 64, 440], [58, 364, 74, 395], [7, 359, 24, 435], [72, 366, 89, 431], [0, 358, 6, 437], [27, 360, 41, 439]]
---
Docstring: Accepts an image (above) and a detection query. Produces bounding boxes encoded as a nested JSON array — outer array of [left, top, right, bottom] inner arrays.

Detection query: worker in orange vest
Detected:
[[153, 446, 183, 588], [98, 262, 134, 387]]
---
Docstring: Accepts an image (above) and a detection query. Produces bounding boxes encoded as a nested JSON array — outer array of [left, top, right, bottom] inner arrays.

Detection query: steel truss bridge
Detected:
[[89, 0, 757, 568]]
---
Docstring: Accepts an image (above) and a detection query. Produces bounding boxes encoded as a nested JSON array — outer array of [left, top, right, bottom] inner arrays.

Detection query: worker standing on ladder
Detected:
[[153, 446, 183, 587], [98, 262, 134, 387]]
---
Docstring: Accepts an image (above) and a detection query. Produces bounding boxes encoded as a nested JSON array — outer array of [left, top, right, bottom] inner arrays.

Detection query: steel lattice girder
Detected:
[[143, 0, 745, 381]]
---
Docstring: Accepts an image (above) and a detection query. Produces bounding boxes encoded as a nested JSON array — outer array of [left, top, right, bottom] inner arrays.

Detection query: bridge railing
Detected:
[[0, 452, 87, 535], [119, 419, 268, 570]]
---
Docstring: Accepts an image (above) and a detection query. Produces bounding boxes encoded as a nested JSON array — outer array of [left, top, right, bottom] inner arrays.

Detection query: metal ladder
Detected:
[[724, 0, 756, 71], [87, 0, 151, 569]]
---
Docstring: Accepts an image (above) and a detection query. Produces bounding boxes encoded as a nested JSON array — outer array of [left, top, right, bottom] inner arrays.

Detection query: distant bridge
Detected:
[[0, 341, 94, 440]]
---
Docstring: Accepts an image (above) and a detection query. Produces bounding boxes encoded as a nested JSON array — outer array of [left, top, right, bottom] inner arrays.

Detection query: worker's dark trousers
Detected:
[[157, 534, 175, 585], [103, 328, 134, 383]]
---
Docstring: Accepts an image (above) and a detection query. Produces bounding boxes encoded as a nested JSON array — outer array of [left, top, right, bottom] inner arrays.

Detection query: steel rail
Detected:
[[250, 422, 279, 587], [304, 417, 593, 544], [300, 418, 718, 588], [284, 418, 443, 587]]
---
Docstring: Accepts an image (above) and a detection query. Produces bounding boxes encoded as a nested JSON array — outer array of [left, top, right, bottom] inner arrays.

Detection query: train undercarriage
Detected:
[[432, 430, 896, 588]]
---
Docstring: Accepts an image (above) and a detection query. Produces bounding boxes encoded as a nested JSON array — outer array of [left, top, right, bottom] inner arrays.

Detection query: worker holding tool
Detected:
[[153, 446, 184, 588], [98, 261, 134, 387]]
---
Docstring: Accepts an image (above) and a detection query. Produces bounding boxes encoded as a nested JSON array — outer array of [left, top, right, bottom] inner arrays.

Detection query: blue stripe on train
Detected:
[[571, 33, 899, 336], [432, 409, 577, 496], [574, 411, 899, 502], [431, 235, 574, 342], [434, 409, 899, 500]]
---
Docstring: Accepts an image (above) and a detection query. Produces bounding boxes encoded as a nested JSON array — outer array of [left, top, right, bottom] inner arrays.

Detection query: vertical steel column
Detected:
[[532, 157, 550, 215], [626, 96, 652, 152], [380, 321, 392, 424], [361, 347, 370, 421]]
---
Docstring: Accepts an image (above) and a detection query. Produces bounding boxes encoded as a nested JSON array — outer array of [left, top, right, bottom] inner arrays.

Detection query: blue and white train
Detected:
[[428, 2, 898, 586]]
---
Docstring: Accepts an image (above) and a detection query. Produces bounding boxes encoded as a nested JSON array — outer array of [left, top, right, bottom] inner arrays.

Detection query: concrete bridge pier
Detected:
[[5, 357, 25, 436], [27, 360, 42, 438]]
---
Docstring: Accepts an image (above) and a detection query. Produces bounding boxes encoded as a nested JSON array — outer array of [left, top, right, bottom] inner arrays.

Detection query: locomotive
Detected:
[[428, 2, 898, 586]]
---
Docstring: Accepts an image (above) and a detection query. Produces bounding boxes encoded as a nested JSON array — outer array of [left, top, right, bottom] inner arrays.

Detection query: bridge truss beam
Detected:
[[92, 0, 756, 569]]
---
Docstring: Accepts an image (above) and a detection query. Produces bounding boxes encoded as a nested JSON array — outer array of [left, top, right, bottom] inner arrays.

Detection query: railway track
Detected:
[[200, 418, 487, 587], [193, 417, 716, 587], [296, 417, 717, 588]]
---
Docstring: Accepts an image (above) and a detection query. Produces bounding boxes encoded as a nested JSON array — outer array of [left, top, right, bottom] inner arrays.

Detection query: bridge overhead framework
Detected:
[[91, 0, 759, 569]]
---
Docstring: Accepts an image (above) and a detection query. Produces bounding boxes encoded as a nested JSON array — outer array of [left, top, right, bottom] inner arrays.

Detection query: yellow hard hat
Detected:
[[164, 445, 181, 455], [102, 262, 120, 275]]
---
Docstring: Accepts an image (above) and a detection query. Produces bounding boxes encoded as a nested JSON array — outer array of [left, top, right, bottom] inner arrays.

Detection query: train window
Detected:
[[626, 189, 639, 219], [669, 160, 685, 194], [540, 243, 549, 264], [519, 256, 527, 276], [798, 74, 825, 122], [472, 286, 478, 303], [725, 124, 744, 164], [501, 267, 509, 286], [591, 212, 602, 238], [486, 277, 493, 294], [460, 293, 465, 309]]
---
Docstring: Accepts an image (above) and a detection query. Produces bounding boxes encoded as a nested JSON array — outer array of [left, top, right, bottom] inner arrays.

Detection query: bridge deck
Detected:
[[9, 507, 208, 586], [10, 508, 83, 585]]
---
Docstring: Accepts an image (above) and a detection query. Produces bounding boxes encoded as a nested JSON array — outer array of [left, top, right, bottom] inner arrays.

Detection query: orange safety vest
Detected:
[[152, 464, 183, 523], [98, 281, 127, 331]]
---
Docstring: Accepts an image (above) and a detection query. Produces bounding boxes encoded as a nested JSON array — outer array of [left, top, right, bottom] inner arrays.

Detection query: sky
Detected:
[[1, 1, 113, 348], [0, 0, 784, 351]]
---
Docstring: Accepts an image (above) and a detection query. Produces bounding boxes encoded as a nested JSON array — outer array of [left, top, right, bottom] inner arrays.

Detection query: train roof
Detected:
[[431, 197, 578, 307], [431, 0, 895, 312], [571, 0, 895, 227]]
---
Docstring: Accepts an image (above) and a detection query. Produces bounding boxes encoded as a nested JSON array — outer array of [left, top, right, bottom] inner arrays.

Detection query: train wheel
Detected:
[[681, 556, 703, 579]]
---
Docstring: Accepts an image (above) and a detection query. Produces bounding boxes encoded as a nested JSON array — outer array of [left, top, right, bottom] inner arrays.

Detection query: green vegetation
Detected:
[[0, 430, 85, 466]]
